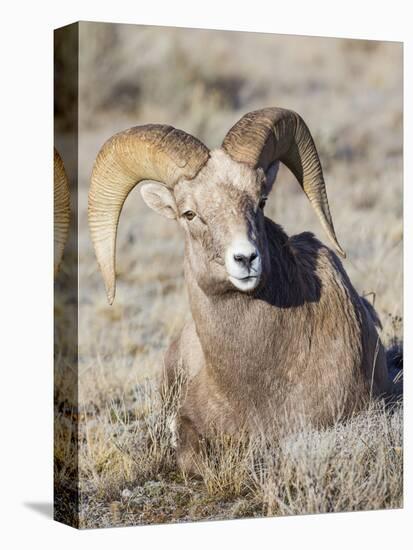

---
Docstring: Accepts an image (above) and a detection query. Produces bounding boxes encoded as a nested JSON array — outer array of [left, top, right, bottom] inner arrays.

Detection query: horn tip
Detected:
[[337, 246, 346, 259], [105, 283, 115, 305]]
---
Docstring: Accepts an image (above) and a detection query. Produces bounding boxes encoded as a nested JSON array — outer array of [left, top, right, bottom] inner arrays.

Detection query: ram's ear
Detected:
[[257, 162, 280, 195], [261, 161, 280, 195], [140, 183, 178, 219]]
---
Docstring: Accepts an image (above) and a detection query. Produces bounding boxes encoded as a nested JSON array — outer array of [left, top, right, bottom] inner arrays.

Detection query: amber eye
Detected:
[[259, 197, 267, 209], [183, 210, 196, 221]]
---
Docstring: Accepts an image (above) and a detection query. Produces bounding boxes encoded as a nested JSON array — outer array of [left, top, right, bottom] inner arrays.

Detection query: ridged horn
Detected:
[[54, 148, 71, 276], [88, 124, 210, 304], [222, 107, 345, 258]]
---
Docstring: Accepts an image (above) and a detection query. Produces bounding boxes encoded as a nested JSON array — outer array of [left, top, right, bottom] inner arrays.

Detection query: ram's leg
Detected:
[[163, 321, 206, 476], [175, 413, 202, 476], [162, 335, 182, 391], [174, 369, 223, 477]]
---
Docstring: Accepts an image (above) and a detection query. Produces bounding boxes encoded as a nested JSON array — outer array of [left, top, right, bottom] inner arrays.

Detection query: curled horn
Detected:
[[88, 124, 210, 304], [222, 107, 345, 258], [54, 148, 71, 276]]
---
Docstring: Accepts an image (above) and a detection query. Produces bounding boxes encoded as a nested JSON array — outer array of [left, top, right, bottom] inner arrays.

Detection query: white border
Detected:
[[0, 1, 410, 548]]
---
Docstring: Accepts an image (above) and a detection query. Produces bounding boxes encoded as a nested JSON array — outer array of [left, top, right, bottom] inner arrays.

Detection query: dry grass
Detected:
[[75, 373, 402, 528], [54, 23, 403, 528]]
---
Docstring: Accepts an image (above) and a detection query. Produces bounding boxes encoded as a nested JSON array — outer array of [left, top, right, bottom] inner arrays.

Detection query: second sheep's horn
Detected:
[[54, 147, 71, 276]]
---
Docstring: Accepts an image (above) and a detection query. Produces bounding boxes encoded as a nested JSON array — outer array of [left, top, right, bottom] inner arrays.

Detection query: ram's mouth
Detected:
[[228, 274, 260, 291]]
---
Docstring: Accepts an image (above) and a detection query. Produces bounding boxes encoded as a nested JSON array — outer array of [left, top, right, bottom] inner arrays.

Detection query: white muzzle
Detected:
[[225, 238, 261, 291]]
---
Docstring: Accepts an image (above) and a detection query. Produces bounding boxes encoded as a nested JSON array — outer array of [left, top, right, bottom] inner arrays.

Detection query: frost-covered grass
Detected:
[[75, 379, 402, 528]]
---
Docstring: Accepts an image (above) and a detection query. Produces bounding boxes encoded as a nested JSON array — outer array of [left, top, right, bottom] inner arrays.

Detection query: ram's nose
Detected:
[[227, 239, 260, 273], [225, 238, 262, 291], [233, 251, 258, 269]]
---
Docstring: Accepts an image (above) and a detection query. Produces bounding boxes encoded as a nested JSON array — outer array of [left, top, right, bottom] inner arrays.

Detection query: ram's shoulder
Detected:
[[287, 231, 352, 287], [288, 231, 336, 263]]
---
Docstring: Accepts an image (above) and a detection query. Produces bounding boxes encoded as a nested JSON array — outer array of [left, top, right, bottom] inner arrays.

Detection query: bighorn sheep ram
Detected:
[[89, 107, 393, 474]]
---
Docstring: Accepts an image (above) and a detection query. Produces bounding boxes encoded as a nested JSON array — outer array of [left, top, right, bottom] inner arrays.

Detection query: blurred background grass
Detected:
[[55, 22, 402, 526]]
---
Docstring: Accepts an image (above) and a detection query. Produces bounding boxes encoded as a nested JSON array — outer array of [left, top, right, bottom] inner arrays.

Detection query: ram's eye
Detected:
[[258, 197, 267, 209], [183, 210, 196, 221]]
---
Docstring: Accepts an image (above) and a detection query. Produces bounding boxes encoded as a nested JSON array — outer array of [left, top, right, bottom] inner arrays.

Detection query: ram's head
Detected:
[[89, 108, 345, 303]]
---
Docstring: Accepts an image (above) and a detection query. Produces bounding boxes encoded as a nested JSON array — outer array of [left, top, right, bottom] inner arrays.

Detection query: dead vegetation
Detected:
[[76, 367, 402, 528]]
